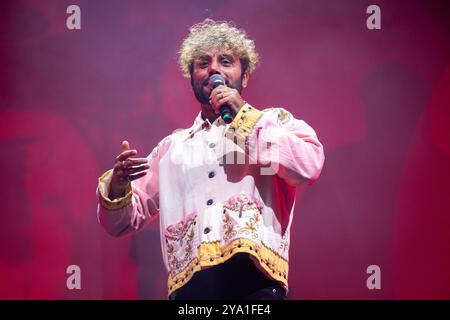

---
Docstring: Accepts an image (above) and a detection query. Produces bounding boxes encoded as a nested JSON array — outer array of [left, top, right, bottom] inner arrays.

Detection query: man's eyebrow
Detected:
[[195, 55, 211, 62], [218, 54, 235, 60]]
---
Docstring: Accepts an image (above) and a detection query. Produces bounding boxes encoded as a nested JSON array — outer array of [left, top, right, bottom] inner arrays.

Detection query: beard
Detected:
[[191, 74, 243, 105]]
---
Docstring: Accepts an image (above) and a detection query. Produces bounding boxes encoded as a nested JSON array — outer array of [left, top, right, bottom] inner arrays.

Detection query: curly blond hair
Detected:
[[178, 19, 259, 77]]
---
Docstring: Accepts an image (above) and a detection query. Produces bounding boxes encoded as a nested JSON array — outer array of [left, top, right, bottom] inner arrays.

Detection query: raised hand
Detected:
[[108, 140, 149, 200]]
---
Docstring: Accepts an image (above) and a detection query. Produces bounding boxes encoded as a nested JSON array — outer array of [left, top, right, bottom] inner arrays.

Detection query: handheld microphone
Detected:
[[208, 74, 234, 124]]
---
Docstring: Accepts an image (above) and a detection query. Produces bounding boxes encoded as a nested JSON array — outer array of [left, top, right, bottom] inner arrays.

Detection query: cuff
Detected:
[[228, 103, 263, 140], [97, 169, 132, 210]]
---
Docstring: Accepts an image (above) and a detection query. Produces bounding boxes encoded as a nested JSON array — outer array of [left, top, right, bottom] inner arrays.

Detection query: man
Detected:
[[97, 19, 324, 300]]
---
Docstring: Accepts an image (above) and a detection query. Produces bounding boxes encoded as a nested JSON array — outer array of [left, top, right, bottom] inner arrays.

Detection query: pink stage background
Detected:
[[0, 0, 449, 299]]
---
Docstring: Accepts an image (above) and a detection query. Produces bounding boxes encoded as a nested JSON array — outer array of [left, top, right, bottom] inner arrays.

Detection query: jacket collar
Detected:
[[187, 111, 226, 139]]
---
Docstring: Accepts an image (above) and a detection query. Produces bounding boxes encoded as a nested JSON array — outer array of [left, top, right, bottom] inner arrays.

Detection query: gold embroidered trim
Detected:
[[228, 103, 263, 140], [167, 238, 289, 298], [97, 169, 132, 210]]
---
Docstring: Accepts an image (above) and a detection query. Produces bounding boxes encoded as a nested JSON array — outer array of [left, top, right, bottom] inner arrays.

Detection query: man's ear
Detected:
[[242, 71, 249, 88]]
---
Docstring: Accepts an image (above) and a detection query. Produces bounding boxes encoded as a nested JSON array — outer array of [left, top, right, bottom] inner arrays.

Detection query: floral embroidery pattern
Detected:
[[165, 213, 197, 276], [223, 194, 263, 217], [262, 107, 293, 126], [277, 108, 293, 126], [222, 194, 263, 242], [167, 238, 290, 297], [239, 212, 260, 239], [222, 213, 237, 243], [184, 228, 195, 259]]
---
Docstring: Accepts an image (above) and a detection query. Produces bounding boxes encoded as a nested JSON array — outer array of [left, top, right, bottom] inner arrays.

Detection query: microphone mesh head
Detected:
[[209, 74, 226, 88]]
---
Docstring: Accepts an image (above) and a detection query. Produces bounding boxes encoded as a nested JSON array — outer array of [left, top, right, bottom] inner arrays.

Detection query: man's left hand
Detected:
[[209, 85, 246, 116]]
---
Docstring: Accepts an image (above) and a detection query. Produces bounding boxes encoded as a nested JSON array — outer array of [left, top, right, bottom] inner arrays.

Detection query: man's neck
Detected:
[[201, 104, 220, 123]]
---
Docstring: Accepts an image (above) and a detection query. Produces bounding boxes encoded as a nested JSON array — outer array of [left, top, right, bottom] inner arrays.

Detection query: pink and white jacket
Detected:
[[97, 104, 324, 297]]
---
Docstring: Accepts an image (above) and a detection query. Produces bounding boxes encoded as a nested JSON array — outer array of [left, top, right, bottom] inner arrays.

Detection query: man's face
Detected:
[[190, 48, 249, 105]]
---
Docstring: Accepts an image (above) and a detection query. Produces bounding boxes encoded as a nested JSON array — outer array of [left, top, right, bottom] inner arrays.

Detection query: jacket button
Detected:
[[207, 199, 214, 206], [208, 171, 215, 179], [204, 227, 211, 234], [209, 142, 216, 148]]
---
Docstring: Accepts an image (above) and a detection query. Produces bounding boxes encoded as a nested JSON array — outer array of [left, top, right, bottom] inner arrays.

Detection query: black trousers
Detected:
[[169, 253, 286, 300]]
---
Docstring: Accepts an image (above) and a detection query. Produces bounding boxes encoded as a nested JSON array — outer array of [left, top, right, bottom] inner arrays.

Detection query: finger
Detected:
[[124, 164, 150, 175], [122, 140, 130, 152], [128, 171, 147, 182], [120, 158, 148, 172], [124, 158, 149, 166], [217, 95, 232, 108], [209, 91, 224, 113], [115, 149, 138, 162], [211, 85, 230, 97], [219, 92, 232, 101], [216, 84, 228, 91], [210, 86, 228, 100], [214, 88, 233, 101]]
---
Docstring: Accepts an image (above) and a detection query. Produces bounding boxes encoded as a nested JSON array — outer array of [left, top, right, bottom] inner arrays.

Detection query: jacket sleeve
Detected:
[[96, 137, 171, 237], [227, 104, 325, 187]]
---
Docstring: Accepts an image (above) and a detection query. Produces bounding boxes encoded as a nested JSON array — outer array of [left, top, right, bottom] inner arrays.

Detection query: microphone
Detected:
[[208, 74, 234, 124]]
